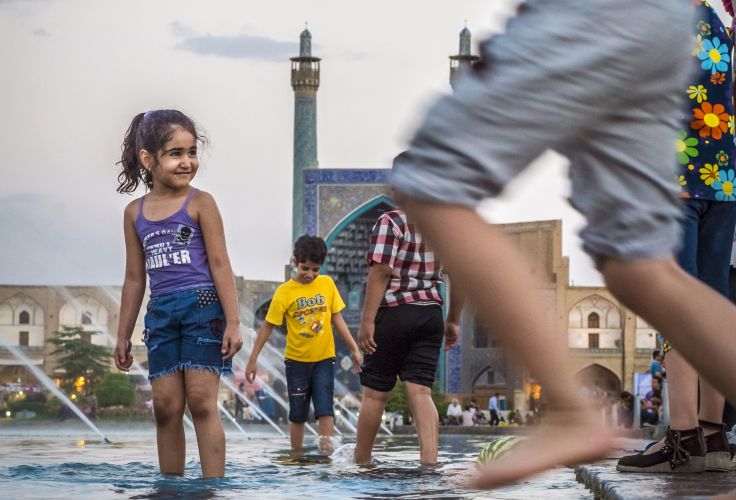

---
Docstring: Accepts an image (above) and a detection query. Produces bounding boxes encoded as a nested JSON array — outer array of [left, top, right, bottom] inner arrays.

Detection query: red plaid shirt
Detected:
[[366, 210, 444, 307]]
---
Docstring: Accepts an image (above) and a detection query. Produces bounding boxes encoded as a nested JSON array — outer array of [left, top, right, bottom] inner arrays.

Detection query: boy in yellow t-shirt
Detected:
[[246, 235, 362, 453]]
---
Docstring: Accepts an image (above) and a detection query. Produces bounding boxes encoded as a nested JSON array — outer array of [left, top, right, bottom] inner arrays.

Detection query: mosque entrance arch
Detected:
[[324, 196, 396, 323], [323, 195, 396, 392], [574, 363, 621, 398]]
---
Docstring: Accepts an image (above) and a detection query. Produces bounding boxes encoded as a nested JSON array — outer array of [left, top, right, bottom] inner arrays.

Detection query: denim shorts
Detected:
[[143, 287, 233, 380], [284, 357, 335, 423]]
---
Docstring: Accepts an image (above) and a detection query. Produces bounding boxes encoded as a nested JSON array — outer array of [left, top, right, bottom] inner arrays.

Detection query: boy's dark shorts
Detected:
[[360, 304, 444, 392], [143, 287, 232, 380], [285, 357, 335, 423]]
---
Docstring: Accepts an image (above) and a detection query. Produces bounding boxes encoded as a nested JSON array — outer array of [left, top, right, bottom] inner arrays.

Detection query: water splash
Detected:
[[0, 341, 111, 443], [329, 443, 357, 465], [313, 434, 342, 455]]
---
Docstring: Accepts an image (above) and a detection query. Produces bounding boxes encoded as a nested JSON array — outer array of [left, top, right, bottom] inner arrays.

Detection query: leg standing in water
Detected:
[[151, 373, 186, 474], [114, 110, 242, 478], [354, 208, 462, 465]]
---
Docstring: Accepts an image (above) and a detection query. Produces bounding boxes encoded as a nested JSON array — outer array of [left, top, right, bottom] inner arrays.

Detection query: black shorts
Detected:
[[359, 304, 444, 392]]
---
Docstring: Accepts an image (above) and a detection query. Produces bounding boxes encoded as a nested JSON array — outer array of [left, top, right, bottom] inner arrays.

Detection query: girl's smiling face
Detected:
[[140, 125, 199, 191]]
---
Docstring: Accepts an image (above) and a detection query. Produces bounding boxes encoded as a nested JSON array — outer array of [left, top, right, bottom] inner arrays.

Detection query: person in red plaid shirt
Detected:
[[353, 206, 463, 466]]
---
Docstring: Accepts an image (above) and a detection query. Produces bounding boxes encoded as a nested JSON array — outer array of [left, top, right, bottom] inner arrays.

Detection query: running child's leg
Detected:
[[399, 198, 614, 487], [405, 382, 439, 466], [601, 258, 736, 406], [184, 370, 225, 478], [354, 387, 391, 464], [151, 372, 186, 475]]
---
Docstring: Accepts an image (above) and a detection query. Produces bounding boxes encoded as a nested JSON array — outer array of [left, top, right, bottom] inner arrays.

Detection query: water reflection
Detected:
[[0, 431, 592, 499]]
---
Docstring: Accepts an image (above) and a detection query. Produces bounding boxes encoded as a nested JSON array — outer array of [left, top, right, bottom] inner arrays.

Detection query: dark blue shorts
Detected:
[[143, 287, 233, 380], [284, 357, 335, 423]]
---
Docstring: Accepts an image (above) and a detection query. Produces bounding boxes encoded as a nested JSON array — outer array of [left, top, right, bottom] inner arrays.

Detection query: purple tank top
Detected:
[[135, 189, 214, 296]]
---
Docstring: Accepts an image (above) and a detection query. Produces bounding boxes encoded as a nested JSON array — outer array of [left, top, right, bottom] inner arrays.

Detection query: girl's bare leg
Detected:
[[152, 372, 187, 475], [185, 370, 225, 478]]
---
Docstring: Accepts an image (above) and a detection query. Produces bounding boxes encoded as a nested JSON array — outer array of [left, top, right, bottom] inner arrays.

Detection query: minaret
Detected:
[[291, 26, 321, 242], [449, 23, 480, 90]]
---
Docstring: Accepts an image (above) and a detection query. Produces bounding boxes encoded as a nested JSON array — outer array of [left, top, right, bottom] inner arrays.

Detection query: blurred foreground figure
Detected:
[[391, 0, 736, 489]]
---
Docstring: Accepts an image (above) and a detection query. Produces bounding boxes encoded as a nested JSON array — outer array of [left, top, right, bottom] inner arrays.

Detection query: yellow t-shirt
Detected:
[[265, 275, 345, 362]]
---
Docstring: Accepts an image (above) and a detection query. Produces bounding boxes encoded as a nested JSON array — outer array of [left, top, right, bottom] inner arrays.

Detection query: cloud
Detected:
[[340, 50, 369, 61], [171, 22, 299, 62], [0, 194, 123, 285], [0, 0, 47, 6], [32, 27, 49, 36]]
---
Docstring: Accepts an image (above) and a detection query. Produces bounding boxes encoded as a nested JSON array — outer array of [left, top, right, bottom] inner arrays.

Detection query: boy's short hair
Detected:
[[293, 235, 327, 264], [652, 350, 660, 359]]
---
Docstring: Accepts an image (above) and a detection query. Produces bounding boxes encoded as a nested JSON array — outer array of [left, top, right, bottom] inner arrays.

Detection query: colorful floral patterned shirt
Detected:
[[677, 0, 736, 201]]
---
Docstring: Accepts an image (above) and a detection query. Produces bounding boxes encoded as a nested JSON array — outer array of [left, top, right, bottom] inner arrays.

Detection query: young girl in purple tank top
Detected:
[[113, 109, 242, 478]]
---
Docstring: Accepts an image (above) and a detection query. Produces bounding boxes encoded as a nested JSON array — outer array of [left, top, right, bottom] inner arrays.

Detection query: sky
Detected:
[[0, 0, 728, 287]]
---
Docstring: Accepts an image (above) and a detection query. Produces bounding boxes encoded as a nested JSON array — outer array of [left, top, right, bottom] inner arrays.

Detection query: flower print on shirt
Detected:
[[691, 101, 730, 139], [687, 85, 708, 103], [698, 20, 712, 36], [679, 1, 735, 201], [700, 163, 720, 185], [711, 72, 727, 85], [677, 131, 700, 164], [698, 36, 730, 74], [712, 169, 736, 200], [716, 150, 730, 167]]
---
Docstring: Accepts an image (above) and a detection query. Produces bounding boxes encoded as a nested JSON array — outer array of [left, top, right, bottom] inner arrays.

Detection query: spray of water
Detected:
[[219, 374, 286, 437], [231, 349, 320, 436], [1, 341, 111, 443], [238, 324, 395, 436], [217, 399, 251, 438]]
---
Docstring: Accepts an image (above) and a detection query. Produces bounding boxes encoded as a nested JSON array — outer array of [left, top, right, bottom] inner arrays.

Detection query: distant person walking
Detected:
[[488, 393, 500, 426]]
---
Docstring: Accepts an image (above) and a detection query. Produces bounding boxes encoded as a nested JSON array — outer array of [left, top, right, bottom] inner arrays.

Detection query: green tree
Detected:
[[385, 379, 450, 422], [95, 372, 135, 407], [385, 379, 411, 419], [50, 326, 112, 395]]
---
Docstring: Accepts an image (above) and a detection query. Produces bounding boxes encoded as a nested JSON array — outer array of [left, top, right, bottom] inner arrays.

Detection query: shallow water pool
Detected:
[[0, 423, 592, 499]]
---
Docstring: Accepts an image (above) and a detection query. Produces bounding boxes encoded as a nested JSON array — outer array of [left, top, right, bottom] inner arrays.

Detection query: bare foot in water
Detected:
[[469, 410, 615, 490], [317, 435, 336, 456]]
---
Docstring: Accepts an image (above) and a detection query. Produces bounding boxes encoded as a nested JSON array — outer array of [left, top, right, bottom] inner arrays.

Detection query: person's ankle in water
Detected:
[[317, 435, 336, 456]]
